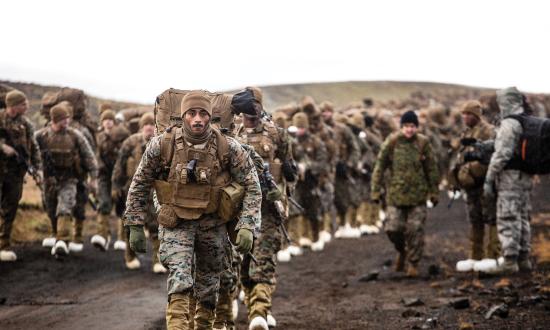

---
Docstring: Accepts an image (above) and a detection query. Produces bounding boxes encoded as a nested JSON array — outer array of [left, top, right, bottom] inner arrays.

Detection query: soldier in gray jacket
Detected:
[[483, 87, 533, 274]]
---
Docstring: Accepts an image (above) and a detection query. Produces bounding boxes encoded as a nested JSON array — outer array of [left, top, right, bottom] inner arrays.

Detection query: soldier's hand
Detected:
[[483, 181, 495, 199], [1, 144, 17, 157], [111, 189, 122, 202], [266, 187, 282, 201], [89, 179, 98, 195], [235, 228, 253, 254], [128, 225, 147, 253]]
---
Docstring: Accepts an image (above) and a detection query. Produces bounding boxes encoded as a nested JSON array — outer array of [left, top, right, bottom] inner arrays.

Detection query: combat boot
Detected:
[[166, 292, 192, 330], [113, 218, 127, 250], [52, 215, 72, 257], [214, 289, 234, 330], [394, 251, 406, 272], [69, 218, 84, 253], [518, 253, 533, 272], [194, 301, 216, 330], [469, 223, 485, 260], [91, 214, 111, 251], [406, 263, 419, 278], [486, 224, 500, 259], [247, 283, 272, 324], [487, 256, 519, 275], [152, 238, 167, 274]]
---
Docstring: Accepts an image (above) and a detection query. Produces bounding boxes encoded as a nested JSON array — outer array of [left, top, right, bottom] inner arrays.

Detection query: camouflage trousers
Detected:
[[43, 177, 78, 233], [496, 170, 532, 258], [0, 167, 25, 249], [74, 179, 88, 222], [241, 208, 282, 320], [214, 244, 241, 330], [334, 176, 352, 219], [241, 209, 282, 286], [385, 205, 427, 266], [158, 217, 228, 309], [97, 172, 125, 217], [465, 187, 496, 226]]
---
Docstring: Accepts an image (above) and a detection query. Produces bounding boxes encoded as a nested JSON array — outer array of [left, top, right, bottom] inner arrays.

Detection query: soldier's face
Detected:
[[142, 124, 155, 140], [462, 113, 479, 128], [401, 123, 417, 139], [102, 119, 114, 130], [322, 111, 333, 122], [243, 114, 260, 128], [52, 118, 69, 132], [12, 101, 28, 115], [184, 109, 210, 134]]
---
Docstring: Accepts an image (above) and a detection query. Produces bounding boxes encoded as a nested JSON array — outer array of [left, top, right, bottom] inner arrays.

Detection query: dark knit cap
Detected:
[[400, 110, 419, 127]]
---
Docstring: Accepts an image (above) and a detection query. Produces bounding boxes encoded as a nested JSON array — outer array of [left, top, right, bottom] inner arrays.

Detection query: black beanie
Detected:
[[400, 110, 419, 127]]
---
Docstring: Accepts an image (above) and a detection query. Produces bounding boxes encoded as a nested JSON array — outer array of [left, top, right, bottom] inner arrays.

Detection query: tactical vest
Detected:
[[41, 128, 80, 177], [455, 122, 494, 189], [236, 122, 282, 183], [0, 111, 30, 160], [154, 127, 231, 220]]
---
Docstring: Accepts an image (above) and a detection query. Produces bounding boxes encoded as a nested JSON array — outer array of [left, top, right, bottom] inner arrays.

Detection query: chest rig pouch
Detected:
[[164, 128, 231, 220], [239, 123, 283, 183], [45, 129, 78, 174]]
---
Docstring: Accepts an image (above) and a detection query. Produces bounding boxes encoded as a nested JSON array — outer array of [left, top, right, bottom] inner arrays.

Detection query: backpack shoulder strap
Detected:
[[160, 129, 177, 168], [212, 127, 230, 167]]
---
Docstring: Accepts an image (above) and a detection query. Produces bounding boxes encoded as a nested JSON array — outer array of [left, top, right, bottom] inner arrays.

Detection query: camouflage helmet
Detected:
[[292, 112, 309, 129]]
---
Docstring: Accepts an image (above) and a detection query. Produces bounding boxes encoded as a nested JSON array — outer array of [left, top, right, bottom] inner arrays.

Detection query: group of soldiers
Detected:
[[0, 83, 542, 330]]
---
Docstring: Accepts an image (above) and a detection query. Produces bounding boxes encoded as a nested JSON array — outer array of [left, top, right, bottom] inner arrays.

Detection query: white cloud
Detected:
[[1, 0, 549, 103]]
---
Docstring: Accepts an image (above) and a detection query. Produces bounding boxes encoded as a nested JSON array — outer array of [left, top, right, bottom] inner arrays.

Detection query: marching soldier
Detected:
[[91, 109, 131, 251], [371, 110, 440, 277], [450, 100, 498, 266], [234, 87, 295, 330], [0, 90, 42, 261], [123, 91, 261, 329], [112, 112, 165, 272], [35, 103, 98, 257]]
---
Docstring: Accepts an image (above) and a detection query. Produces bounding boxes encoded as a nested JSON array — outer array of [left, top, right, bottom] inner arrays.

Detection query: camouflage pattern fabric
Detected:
[[485, 87, 533, 259], [385, 205, 427, 266], [124, 134, 261, 233], [0, 167, 25, 249], [158, 220, 229, 307], [371, 132, 440, 207], [43, 177, 78, 220]]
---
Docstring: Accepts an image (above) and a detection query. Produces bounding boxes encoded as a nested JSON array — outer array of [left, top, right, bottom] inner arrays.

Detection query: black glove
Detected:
[[460, 137, 477, 146], [231, 89, 257, 116], [282, 160, 298, 182], [335, 162, 348, 178]]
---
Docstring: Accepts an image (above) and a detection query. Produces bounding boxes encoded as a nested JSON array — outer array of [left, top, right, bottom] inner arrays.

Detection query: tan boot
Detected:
[[406, 263, 419, 278], [72, 218, 84, 244], [486, 224, 501, 259], [214, 289, 234, 330], [91, 214, 111, 251], [395, 251, 406, 272], [166, 292, 192, 330], [248, 283, 272, 321], [56, 215, 72, 242], [194, 301, 216, 330], [470, 223, 485, 260]]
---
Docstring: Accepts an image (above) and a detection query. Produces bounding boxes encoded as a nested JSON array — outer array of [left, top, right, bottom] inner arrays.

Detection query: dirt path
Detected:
[[1, 183, 549, 329]]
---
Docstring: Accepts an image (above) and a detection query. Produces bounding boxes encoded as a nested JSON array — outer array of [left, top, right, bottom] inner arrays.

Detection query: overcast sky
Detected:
[[1, 0, 549, 103]]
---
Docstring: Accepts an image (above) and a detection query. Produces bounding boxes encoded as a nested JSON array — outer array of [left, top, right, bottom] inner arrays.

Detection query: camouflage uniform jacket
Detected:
[[333, 122, 361, 168], [34, 126, 98, 179], [371, 132, 440, 206], [292, 133, 328, 178], [112, 132, 148, 192], [123, 131, 262, 233], [96, 126, 130, 176], [0, 111, 42, 172]]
